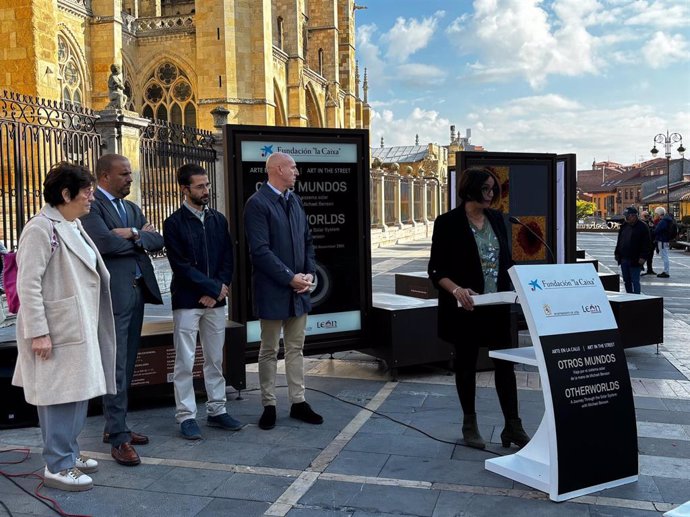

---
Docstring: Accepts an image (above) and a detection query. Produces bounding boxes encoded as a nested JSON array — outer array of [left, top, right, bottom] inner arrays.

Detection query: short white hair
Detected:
[[654, 206, 666, 216]]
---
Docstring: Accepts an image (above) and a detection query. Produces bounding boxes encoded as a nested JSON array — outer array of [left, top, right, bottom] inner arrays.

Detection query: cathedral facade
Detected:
[[1, 0, 371, 132]]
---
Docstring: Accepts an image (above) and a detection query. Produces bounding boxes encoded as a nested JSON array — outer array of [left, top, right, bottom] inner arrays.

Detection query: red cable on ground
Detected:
[[0, 448, 92, 517]]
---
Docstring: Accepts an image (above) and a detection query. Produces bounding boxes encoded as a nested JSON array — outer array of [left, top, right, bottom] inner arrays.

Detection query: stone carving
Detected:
[[372, 157, 382, 169], [390, 162, 400, 172], [106, 64, 128, 109]]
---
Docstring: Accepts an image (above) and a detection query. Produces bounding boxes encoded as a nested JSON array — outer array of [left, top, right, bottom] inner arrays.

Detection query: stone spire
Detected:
[[415, 134, 419, 145], [363, 68, 368, 103], [450, 124, 456, 144], [355, 61, 360, 98], [380, 136, 384, 148]]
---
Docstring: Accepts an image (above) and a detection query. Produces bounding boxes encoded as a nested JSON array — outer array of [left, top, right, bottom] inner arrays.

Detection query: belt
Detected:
[[132, 277, 144, 287]]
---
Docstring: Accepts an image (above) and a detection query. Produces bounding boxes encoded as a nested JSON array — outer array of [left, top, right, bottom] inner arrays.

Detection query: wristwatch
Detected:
[[131, 227, 139, 240]]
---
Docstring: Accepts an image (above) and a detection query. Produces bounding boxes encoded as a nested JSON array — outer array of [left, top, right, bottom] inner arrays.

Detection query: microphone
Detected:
[[509, 216, 556, 263]]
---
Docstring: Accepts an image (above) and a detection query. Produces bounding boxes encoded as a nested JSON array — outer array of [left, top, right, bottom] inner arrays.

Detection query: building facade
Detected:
[[1, 0, 371, 132]]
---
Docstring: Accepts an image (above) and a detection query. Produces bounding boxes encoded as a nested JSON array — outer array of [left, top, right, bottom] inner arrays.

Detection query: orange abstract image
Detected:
[[487, 166, 509, 213], [512, 215, 547, 262]]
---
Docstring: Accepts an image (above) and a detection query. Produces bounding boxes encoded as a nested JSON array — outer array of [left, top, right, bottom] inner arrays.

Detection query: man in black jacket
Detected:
[[614, 206, 652, 294], [164, 164, 243, 440]]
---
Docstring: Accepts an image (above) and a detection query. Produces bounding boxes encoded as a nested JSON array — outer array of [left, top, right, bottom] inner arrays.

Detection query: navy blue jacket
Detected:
[[163, 206, 234, 310], [654, 215, 675, 243], [244, 182, 315, 320]]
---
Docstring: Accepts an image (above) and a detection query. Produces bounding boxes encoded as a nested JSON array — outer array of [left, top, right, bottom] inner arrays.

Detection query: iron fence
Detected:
[[139, 120, 216, 239], [0, 90, 101, 249]]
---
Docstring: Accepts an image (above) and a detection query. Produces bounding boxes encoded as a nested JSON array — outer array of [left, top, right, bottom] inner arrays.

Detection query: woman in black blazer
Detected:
[[428, 167, 529, 450]]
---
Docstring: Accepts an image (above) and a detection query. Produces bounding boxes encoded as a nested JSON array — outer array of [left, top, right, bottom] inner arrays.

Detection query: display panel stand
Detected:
[[479, 264, 638, 502]]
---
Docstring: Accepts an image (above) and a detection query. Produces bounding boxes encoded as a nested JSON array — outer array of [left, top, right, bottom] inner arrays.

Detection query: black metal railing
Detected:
[[0, 90, 101, 249], [139, 120, 216, 240]]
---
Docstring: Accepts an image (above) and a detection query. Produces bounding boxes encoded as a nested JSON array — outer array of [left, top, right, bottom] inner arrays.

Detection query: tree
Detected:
[[576, 200, 596, 220]]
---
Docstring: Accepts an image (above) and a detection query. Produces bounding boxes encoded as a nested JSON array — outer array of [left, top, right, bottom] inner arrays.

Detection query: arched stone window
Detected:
[[141, 62, 197, 127], [57, 34, 85, 105]]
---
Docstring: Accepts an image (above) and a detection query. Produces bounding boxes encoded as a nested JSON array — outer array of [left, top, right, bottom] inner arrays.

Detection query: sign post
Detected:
[[485, 263, 638, 501]]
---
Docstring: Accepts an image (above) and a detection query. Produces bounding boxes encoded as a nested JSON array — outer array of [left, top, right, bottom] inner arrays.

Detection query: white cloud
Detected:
[[395, 63, 447, 86], [356, 23, 387, 91], [372, 96, 689, 171], [449, 0, 604, 88], [370, 107, 452, 148], [642, 31, 689, 68], [624, 0, 690, 30], [381, 11, 445, 63]]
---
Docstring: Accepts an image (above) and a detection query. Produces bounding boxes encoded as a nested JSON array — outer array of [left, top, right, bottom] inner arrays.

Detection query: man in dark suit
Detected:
[[244, 151, 322, 431], [81, 154, 163, 466]]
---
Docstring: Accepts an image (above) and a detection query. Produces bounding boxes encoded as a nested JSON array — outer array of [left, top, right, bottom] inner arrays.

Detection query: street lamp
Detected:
[[651, 131, 685, 215]]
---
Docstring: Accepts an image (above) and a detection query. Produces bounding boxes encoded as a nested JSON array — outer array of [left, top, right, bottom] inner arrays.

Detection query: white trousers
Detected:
[[173, 307, 227, 423], [660, 242, 670, 274], [258, 314, 307, 407]]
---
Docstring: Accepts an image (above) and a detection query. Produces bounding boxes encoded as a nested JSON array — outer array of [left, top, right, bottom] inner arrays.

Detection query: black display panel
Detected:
[[225, 126, 371, 352]]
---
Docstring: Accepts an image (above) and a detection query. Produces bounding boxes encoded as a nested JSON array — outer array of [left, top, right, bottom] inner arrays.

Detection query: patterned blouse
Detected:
[[469, 219, 499, 293]]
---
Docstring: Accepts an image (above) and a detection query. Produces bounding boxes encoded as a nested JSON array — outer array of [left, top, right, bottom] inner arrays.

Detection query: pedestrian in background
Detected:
[[164, 164, 244, 440], [614, 206, 652, 294], [654, 206, 675, 278], [244, 151, 323, 431]]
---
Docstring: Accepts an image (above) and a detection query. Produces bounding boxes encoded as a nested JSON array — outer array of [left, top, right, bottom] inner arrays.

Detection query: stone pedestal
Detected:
[[94, 109, 150, 206]]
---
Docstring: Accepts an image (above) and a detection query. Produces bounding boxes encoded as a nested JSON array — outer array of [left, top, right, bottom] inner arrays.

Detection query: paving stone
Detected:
[[44, 485, 212, 517], [145, 466, 233, 496], [636, 408, 690, 426], [590, 474, 663, 502], [258, 445, 323, 470], [210, 472, 295, 502], [92, 460, 175, 490], [432, 491, 588, 517], [298, 479, 440, 516], [653, 476, 690, 504], [638, 436, 690, 458], [324, 450, 389, 477], [193, 498, 271, 516], [379, 455, 512, 488], [634, 396, 672, 410], [344, 430, 455, 459]]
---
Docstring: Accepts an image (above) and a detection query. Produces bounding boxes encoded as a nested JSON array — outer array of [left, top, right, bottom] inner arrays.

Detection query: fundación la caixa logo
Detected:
[[529, 279, 542, 291], [261, 145, 274, 157]]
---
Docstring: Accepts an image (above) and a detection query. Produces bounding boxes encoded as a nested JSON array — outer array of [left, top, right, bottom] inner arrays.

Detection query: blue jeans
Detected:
[[621, 259, 642, 294]]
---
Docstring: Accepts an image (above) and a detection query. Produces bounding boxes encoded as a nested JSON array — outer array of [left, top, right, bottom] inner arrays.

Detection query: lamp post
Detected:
[[651, 131, 685, 216]]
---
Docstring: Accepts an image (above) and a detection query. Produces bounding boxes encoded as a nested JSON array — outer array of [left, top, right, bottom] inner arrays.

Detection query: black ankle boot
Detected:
[[501, 418, 530, 448], [462, 414, 486, 449]]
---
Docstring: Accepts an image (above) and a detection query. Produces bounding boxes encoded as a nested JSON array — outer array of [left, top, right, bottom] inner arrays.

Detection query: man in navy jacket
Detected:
[[244, 152, 322, 430], [164, 164, 243, 440], [615, 206, 652, 294]]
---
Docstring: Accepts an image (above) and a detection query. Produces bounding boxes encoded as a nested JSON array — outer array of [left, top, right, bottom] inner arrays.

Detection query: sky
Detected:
[[355, 0, 690, 170]]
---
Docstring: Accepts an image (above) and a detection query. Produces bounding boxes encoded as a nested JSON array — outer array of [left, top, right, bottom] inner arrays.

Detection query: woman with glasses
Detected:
[[428, 167, 529, 450], [12, 162, 116, 491]]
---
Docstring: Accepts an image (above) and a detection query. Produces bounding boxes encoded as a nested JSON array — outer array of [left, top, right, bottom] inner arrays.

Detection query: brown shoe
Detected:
[[111, 443, 141, 466], [103, 431, 149, 445]]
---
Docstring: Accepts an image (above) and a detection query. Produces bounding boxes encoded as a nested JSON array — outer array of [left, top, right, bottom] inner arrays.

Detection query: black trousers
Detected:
[[454, 343, 519, 421]]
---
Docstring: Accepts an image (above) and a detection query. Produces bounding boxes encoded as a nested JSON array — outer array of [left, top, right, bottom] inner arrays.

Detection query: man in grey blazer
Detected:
[[81, 154, 163, 466], [244, 151, 322, 430]]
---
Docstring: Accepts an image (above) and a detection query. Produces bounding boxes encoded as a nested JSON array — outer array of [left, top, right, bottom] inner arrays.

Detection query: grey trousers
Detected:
[[102, 282, 145, 447], [172, 307, 228, 423], [37, 400, 88, 474]]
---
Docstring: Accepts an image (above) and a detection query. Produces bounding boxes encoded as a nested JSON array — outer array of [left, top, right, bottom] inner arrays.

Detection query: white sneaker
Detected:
[[43, 466, 93, 492], [75, 455, 98, 473]]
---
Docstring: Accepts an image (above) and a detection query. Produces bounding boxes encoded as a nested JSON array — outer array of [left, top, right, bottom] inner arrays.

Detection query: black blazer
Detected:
[[428, 205, 513, 347], [81, 189, 164, 312]]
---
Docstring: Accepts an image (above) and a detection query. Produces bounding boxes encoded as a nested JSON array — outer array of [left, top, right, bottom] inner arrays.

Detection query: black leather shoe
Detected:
[[259, 406, 276, 430], [290, 402, 323, 425]]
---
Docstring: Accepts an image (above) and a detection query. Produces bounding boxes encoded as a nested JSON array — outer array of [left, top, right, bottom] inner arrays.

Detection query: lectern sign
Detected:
[[485, 263, 638, 502]]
